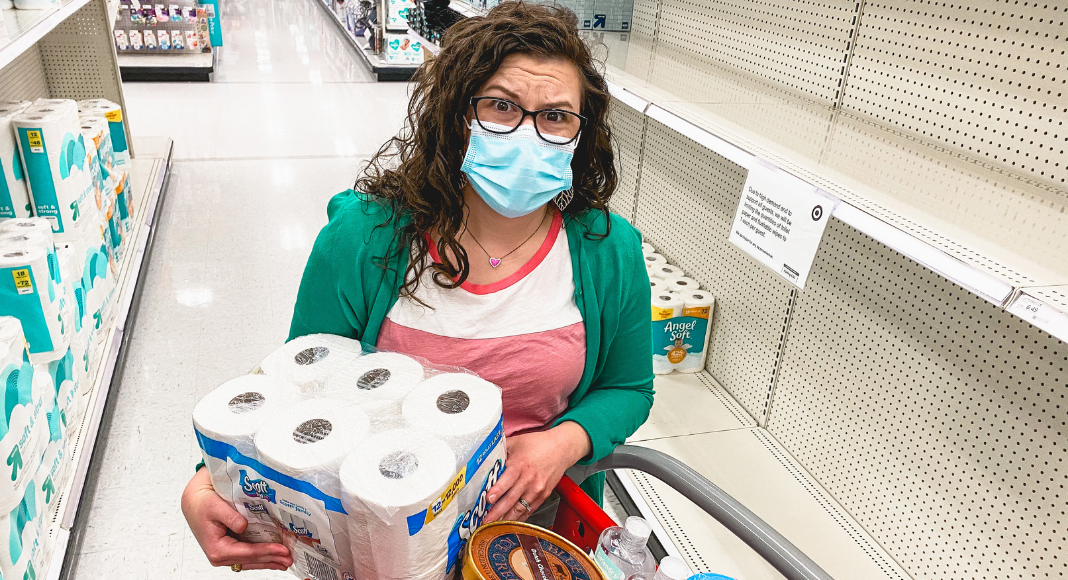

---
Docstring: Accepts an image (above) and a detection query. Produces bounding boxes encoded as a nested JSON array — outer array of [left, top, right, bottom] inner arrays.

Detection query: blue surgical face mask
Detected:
[[461, 120, 578, 219]]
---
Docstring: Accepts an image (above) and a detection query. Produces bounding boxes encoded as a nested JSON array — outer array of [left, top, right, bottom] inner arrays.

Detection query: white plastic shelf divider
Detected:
[[597, 35, 1068, 341], [42, 136, 172, 580], [0, 0, 93, 69]]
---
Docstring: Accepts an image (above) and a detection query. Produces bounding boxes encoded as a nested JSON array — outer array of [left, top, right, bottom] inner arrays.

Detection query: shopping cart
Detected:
[[552, 445, 834, 580]]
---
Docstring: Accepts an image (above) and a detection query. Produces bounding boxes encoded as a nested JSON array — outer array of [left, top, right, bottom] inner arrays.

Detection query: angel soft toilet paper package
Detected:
[[193, 335, 506, 580]]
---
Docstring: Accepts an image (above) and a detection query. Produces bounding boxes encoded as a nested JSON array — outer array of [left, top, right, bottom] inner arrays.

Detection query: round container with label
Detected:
[[463, 521, 605, 580]]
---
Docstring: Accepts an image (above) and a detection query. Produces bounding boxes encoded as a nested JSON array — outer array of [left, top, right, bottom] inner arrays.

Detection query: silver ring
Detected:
[[517, 498, 531, 513]]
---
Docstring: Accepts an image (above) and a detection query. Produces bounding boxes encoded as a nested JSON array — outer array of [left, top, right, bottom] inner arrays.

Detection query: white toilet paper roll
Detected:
[[663, 276, 701, 293], [649, 278, 668, 295], [0, 247, 66, 358], [0, 103, 33, 219], [257, 333, 365, 391], [13, 101, 95, 240], [401, 373, 502, 457], [340, 429, 457, 580], [193, 374, 299, 475], [0, 317, 26, 370], [324, 351, 425, 417], [0, 219, 63, 291], [76, 100, 130, 169], [674, 291, 715, 374], [643, 252, 667, 266], [641, 242, 654, 254], [649, 264, 684, 280], [255, 398, 371, 497], [0, 477, 45, 580], [651, 292, 685, 376]]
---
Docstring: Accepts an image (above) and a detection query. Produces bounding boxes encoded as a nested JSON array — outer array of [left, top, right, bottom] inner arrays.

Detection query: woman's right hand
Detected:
[[181, 467, 293, 571]]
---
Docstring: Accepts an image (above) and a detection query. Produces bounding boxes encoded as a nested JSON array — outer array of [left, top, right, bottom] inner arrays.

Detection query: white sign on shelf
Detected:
[[1007, 293, 1068, 340], [728, 163, 838, 289]]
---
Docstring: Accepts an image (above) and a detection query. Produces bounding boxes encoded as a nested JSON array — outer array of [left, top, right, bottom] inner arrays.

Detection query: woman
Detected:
[[181, 1, 653, 572]]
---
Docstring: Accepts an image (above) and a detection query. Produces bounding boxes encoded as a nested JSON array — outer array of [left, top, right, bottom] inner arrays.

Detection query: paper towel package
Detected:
[[14, 100, 98, 241], [193, 340, 506, 580], [0, 101, 33, 219]]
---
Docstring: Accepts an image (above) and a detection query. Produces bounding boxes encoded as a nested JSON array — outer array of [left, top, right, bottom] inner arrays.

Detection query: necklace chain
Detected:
[[464, 210, 549, 268]]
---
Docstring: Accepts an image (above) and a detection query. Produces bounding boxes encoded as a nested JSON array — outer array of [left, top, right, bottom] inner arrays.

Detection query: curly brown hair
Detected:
[[354, 1, 616, 298]]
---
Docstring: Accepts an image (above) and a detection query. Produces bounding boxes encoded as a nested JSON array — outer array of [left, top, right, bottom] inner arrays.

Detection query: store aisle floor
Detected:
[[67, 0, 409, 577]]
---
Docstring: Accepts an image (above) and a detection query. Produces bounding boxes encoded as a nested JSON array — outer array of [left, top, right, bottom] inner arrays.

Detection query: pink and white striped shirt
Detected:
[[376, 211, 586, 436]]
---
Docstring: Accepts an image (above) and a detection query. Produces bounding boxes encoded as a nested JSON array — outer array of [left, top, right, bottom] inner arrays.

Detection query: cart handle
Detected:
[[565, 445, 834, 580]]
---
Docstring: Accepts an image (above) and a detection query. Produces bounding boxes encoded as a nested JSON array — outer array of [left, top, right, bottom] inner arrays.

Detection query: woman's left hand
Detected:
[[485, 421, 591, 522]]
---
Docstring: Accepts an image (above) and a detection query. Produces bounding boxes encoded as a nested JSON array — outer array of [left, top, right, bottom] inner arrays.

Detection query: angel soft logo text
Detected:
[[663, 320, 697, 341]]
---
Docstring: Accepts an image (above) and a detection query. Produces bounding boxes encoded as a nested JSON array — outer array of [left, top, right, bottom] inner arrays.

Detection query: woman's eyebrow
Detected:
[[481, 85, 577, 112]]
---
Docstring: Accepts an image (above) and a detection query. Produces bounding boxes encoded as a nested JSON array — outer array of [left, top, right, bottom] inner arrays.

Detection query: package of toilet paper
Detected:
[[76, 100, 130, 170], [0, 244, 69, 360], [0, 101, 33, 219], [193, 336, 507, 580], [0, 477, 46, 580], [0, 344, 52, 517], [13, 100, 97, 241]]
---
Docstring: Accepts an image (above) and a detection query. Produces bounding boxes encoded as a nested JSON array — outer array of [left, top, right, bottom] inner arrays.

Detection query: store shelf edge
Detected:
[[311, 0, 418, 81]]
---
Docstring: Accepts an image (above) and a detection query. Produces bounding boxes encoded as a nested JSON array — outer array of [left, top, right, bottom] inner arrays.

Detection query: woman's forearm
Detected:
[[551, 420, 592, 467]]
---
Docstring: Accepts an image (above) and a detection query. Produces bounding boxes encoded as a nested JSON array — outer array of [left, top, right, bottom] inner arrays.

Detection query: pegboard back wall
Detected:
[[650, 0, 862, 105], [634, 117, 794, 423], [766, 217, 1067, 580], [840, 0, 1067, 190], [608, 98, 646, 222], [0, 48, 51, 101], [38, 0, 126, 104]]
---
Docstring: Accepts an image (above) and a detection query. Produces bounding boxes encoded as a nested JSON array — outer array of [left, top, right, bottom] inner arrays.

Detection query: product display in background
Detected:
[[385, 0, 415, 30], [111, 0, 213, 53], [193, 334, 507, 580], [645, 243, 714, 375], [383, 32, 425, 65]]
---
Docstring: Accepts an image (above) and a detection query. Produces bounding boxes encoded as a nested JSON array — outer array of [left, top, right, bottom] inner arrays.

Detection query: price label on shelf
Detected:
[[728, 163, 838, 290], [1008, 293, 1068, 339]]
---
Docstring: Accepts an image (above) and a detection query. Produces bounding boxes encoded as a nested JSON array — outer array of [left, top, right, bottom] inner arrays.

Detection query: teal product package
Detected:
[[651, 292, 685, 374], [0, 341, 51, 525], [0, 247, 67, 359], [0, 102, 33, 219], [13, 100, 96, 240], [671, 290, 714, 373]]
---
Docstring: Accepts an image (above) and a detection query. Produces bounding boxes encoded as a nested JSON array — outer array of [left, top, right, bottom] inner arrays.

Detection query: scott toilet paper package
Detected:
[[193, 337, 506, 580], [13, 100, 97, 241], [0, 101, 33, 219]]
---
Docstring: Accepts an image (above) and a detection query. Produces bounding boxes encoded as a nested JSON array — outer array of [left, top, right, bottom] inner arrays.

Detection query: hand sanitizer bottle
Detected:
[[652, 556, 693, 580], [594, 516, 657, 580]]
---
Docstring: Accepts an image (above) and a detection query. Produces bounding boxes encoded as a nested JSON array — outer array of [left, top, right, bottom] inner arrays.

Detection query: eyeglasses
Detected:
[[470, 96, 586, 145]]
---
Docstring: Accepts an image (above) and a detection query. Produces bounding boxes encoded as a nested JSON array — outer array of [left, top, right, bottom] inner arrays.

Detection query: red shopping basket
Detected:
[[548, 445, 834, 580]]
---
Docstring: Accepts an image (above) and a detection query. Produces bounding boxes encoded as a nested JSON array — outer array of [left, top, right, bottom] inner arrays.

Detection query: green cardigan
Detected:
[[288, 190, 655, 502]]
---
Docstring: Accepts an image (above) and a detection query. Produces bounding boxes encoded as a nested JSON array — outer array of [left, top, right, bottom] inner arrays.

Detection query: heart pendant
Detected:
[[488, 258, 502, 268]]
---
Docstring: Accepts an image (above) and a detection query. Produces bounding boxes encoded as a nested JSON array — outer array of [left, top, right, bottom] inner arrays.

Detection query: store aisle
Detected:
[[67, 0, 410, 578]]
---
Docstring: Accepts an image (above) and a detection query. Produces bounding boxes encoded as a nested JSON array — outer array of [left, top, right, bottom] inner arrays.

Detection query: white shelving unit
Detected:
[[620, 372, 911, 580], [0, 0, 93, 69], [596, 33, 1066, 340], [313, 0, 421, 81], [43, 137, 172, 580], [0, 0, 171, 577]]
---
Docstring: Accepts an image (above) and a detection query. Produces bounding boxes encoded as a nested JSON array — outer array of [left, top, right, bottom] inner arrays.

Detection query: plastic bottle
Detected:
[[653, 556, 693, 580], [594, 516, 657, 580]]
